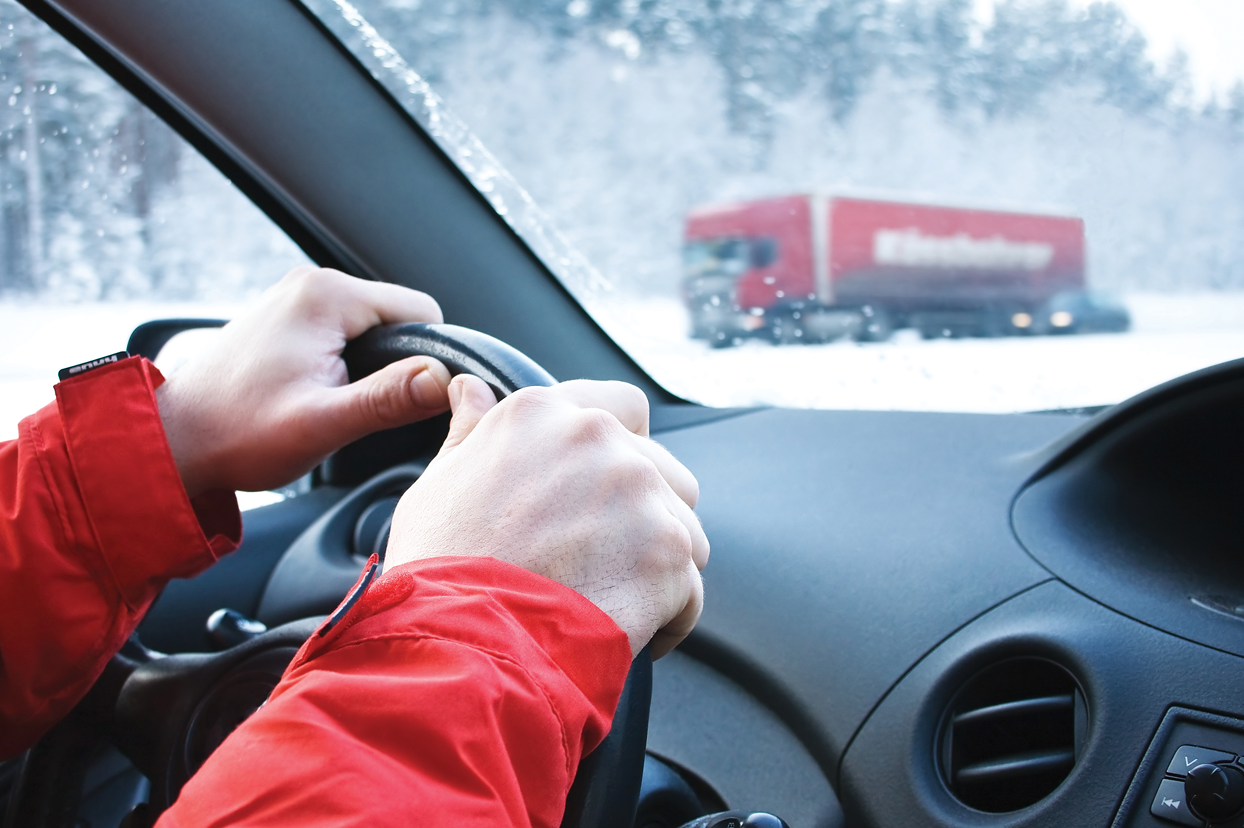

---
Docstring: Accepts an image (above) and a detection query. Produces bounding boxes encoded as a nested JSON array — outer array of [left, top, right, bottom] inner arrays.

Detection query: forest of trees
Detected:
[[0, 0, 303, 301], [360, 0, 1237, 145], [345, 0, 1244, 294], [1, 0, 1242, 300]]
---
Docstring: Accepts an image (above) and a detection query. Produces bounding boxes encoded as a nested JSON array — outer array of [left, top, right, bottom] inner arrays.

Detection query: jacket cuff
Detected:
[[44, 356, 241, 609], [294, 555, 634, 760]]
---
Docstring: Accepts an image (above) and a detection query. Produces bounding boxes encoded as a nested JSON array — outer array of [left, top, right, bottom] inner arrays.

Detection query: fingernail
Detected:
[[447, 376, 464, 411], [411, 368, 445, 409]]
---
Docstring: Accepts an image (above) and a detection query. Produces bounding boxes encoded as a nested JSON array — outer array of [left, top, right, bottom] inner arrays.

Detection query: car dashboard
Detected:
[[130, 354, 1244, 828]]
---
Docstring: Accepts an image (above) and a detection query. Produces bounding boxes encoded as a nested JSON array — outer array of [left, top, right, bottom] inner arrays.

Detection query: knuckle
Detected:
[[411, 290, 444, 322], [569, 408, 622, 444], [684, 469, 701, 506], [652, 441, 698, 502], [498, 386, 552, 422], [289, 267, 344, 305], [508, 385, 551, 407], [611, 453, 665, 497], [653, 516, 693, 558], [360, 372, 406, 425], [618, 381, 649, 417], [278, 264, 318, 285]]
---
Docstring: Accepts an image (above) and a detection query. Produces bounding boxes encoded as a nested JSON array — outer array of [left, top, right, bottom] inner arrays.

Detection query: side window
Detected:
[[0, 0, 311, 441]]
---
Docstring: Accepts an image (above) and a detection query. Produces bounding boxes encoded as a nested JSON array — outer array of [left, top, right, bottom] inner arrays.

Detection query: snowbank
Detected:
[[5, 293, 1244, 451]]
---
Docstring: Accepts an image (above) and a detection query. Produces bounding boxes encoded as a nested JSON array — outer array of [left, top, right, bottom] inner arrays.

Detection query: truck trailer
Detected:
[[681, 193, 1127, 344]]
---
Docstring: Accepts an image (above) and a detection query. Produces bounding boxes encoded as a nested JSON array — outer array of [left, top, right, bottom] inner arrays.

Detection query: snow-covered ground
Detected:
[[4, 292, 1244, 449], [0, 300, 282, 509], [593, 292, 1244, 413], [0, 301, 248, 437]]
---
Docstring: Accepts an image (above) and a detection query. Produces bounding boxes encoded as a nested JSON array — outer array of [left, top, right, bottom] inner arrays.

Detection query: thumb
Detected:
[[322, 356, 452, 446], [440, 374, 498, 454]]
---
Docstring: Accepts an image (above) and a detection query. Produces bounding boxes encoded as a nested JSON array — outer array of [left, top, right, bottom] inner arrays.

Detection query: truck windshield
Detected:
[[306, 0, 1244, 414], [684, 239, 751, 279]]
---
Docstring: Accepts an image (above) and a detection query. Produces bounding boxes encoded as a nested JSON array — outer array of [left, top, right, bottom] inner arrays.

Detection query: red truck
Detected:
[[682, 193, 1126, 344]]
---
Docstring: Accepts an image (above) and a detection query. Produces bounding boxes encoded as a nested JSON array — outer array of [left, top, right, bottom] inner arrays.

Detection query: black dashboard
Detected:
[[648, 357, 1244, 828], [137, 355, 1244, 827]]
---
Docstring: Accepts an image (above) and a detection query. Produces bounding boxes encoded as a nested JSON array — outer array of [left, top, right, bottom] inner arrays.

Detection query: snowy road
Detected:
[[4, 293, 1244, 450], [596, 293, 1244, 414], [0, 302, 248, 442]]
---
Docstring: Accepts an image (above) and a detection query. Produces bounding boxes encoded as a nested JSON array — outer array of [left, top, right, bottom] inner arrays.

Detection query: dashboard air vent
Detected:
[[940, 658, 1087, 813]]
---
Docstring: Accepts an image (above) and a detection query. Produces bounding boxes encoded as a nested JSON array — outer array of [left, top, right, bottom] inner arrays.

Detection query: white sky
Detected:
[[975, 0, 1244, 102]]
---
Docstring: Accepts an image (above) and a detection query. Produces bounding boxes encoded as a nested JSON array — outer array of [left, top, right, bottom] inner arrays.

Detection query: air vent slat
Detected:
[[939, 659, 1088, 813], [953, 694, 1073, 728], [956, 749, 1076, 785]]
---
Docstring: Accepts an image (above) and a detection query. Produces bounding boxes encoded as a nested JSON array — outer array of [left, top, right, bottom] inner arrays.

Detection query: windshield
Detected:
[[684, 238, 756, 278], [307, 0, 1244, 413]]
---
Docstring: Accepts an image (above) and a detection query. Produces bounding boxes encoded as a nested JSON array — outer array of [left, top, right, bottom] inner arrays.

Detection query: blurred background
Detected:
[[2, 0, 1243, 425]]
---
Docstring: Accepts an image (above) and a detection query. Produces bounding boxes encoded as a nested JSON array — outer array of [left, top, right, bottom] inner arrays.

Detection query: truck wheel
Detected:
[[978, 311, 1004, 338], [856, 306, 893, 342], [769, 313, 804, 345], [979, 308, 1023, 337], [688, 311, 715, 340]]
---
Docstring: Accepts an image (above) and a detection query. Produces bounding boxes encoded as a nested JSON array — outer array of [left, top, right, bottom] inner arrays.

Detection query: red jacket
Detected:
[[0, 356, 633, 827]]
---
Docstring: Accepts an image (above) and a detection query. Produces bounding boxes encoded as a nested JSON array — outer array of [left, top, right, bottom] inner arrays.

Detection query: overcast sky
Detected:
[[974, 0, 1244, 101]]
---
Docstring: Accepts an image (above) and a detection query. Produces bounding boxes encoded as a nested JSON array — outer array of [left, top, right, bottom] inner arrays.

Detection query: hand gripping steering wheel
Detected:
[[4, 323, 651, 828], [345, 323, 654, 828]]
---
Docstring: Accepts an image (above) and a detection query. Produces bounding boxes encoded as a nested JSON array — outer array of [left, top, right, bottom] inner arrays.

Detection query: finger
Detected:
[[316, 356, 452, 444], [342, 279, 444, 337], [552, 379, 650, 437], [665, 491, 710, 571], [649, 565, 704, 659], [354, 280, 444, 326], [296, 268, 444, 339], [278, 263, 319, 281], [440, 374, 498, 454], [632, 436, 699, 509]]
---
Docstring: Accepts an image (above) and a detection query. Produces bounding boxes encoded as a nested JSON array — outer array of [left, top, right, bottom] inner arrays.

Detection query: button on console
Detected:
[[1152, 778, 1204, 826], [1170, 746, 1238, 778]]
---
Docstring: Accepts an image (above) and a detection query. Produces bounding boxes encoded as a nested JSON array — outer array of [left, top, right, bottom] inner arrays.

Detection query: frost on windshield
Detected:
[[0, 0, 310, 441], [308, 0, 1244, 413], [304, 0, 613, 308], [0, 1, 306, 302]]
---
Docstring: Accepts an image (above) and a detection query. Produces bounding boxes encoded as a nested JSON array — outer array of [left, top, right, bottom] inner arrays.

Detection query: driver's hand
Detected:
[[385, 375, 709, 658], [157, 267, 452, 498]]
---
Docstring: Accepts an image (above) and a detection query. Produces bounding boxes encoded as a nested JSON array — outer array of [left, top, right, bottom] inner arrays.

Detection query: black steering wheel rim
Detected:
[[5, 322, 650, 828], [343, 322, 557, 398]]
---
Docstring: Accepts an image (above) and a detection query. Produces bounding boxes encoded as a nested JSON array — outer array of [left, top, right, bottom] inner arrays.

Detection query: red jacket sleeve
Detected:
[[160, 556, 633, 828], [0, 357, 241, 757]]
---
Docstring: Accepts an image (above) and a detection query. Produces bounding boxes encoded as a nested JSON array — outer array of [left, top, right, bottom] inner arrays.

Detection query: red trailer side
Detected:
[[827, 197, 1085, 311]]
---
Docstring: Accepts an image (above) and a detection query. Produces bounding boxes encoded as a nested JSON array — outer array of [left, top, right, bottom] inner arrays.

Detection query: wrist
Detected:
[[155, 378, 214, 499]]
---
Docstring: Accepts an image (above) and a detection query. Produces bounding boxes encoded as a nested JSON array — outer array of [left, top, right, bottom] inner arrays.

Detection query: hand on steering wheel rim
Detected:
[[346, 323, 652, 828], [4, 323, 651, 828]]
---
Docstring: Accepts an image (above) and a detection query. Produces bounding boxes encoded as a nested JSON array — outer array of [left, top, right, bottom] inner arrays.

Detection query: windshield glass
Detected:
[[0, 0, 311, 508], [308, 0, 1244, 413]]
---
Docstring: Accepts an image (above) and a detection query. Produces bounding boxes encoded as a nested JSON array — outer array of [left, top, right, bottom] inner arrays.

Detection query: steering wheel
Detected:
[[3, 323, 651, 828]]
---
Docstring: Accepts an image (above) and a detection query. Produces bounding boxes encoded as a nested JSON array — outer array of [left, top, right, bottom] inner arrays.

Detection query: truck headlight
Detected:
[[1050, 311, 1074, 328], [743, 312, 766, 331]]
